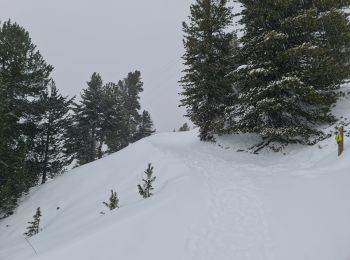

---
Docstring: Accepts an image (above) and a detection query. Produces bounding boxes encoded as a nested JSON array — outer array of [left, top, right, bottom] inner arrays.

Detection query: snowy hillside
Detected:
[[1, 92, 350, 260]]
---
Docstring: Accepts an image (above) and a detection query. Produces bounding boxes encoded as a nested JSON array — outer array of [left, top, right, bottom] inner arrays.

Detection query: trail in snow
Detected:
[[150, 135, 274, 259], [186, 152, 273, 260]]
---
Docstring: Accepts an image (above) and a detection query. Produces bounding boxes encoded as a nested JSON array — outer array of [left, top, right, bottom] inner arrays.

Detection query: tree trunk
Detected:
[[90, 128, 96, 163], [41, 126, 51, 184], [97, 138, 103, 159]]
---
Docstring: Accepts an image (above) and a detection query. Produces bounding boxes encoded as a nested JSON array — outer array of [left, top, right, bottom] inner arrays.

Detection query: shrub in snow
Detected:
[[24, 207, 42, 237], [138, 163, 156, 199], [103, 190, 119, 210]]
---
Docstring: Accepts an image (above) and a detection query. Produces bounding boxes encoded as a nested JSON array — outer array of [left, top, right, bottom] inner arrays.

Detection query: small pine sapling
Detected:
[[24, 207, 42, 237], [103, 190, 119, 210], [138, 163, 156, 198]]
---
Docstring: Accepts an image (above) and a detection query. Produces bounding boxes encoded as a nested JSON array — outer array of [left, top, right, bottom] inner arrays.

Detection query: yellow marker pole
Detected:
[[339, 126, 344, 156]]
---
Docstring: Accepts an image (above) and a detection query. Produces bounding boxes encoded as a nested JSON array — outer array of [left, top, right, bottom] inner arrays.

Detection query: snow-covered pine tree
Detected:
[[283, 0, 350, 95], [24, 207, 42, 237], [180, 0, 238, 141], [227, 0, 350, 144], [138, 163, 156, 199], [134, 110, 155, 141], [103, 190, 119, 210]]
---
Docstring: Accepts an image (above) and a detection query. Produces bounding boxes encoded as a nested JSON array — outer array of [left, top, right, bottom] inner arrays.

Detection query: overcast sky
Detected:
[[0, 0, 193, 132]]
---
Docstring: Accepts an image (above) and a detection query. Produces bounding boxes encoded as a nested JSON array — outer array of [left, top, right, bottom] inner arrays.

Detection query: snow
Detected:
[[248, 68, 268, 75], [2, 94, 350, 259]]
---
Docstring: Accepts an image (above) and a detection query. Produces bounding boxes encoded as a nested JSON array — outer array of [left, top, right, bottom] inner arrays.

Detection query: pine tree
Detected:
[[138, 163, 156, 199], [101, 82, 129, 154], [118, 71, 144, 143], [38, 81, 74, 184], [103, 190, 119, 210], [0, 20, 53, 218], [180, 0, 238, 141], [65, 71, 154, 164], [64, 114, 86, 166], [81, 72, 104, 161], [178, 123, 190, 132], [134, 110, 155, 141], [66, 73, 104, 166], [24, 207, 42, 237], [227, 0, 350, 144]]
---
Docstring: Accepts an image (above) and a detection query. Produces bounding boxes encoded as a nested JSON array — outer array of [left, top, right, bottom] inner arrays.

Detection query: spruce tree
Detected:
[[134, 110, 155, 141], [227, 0, 350, 144], [66, 73, 104, 166], [180, 0, 238, 141], [118, 71, 144, 143], [38, 81, 74, 184], [138, 163, 156, 199], [0, 20, 53, 218], [64, 114, 86, 166], [24, 207, 42, 237], [101, 82, 129, 154], [81, 72, 104, 161], [103, 190, 119, 210], [178, 123, 190, 132], [65, 71, 154, 165]]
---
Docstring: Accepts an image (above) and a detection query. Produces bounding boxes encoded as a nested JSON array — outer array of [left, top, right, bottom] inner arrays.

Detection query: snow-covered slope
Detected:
[[1, 95, 350, 260]]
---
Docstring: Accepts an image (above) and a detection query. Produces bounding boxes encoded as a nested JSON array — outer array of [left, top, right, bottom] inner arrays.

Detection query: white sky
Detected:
[[0, 0, 193, 132]]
